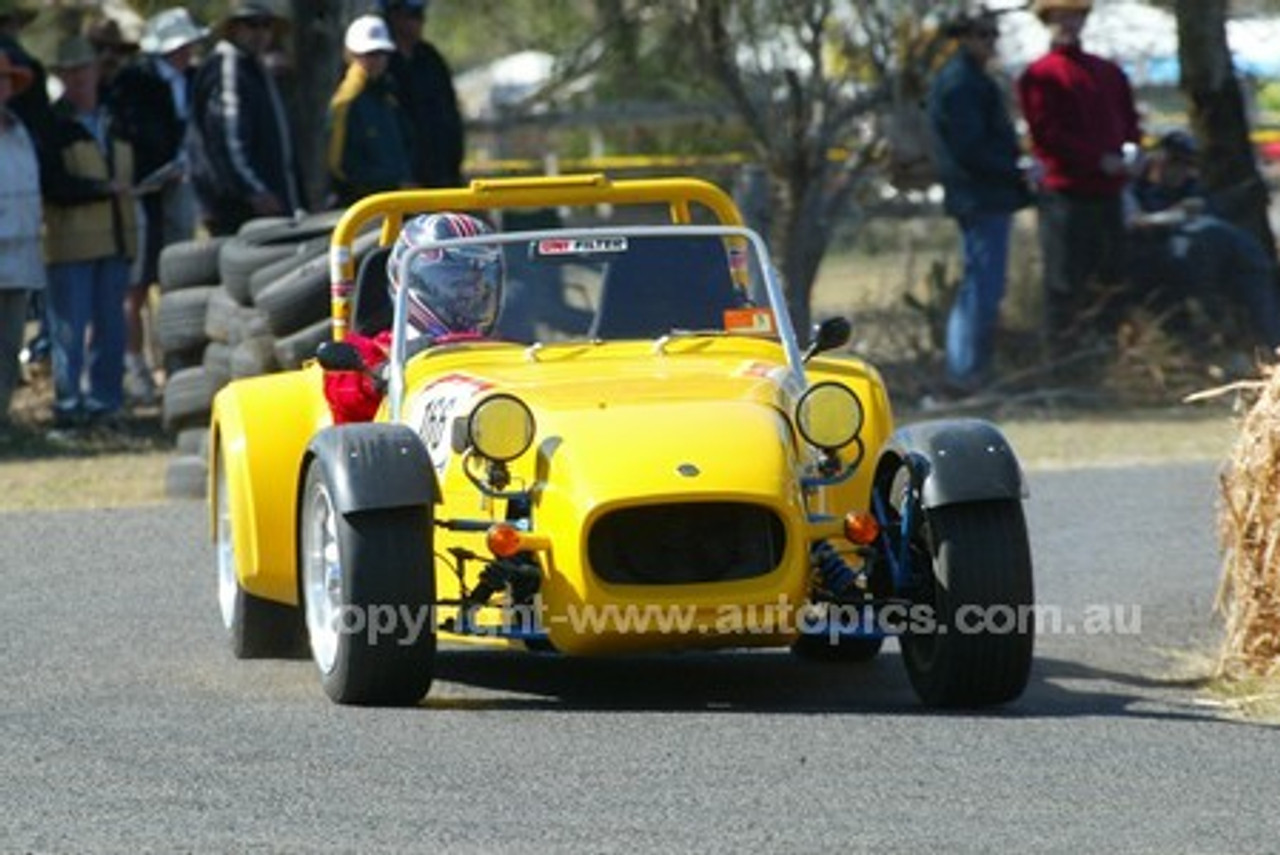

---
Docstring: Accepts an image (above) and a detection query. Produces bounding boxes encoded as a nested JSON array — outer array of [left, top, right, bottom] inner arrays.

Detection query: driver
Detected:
[[323, 211, 504, 422]]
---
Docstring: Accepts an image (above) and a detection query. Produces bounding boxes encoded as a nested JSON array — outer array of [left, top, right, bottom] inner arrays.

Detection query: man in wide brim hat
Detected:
[[47, 34, 98, 72], [218, 1, 288, 37], [0, 47, 33, 93], [140, 8, 210, 56]]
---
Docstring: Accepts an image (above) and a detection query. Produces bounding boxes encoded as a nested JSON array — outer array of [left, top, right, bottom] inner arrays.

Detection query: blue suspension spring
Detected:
[[811, 540, 859, 596]]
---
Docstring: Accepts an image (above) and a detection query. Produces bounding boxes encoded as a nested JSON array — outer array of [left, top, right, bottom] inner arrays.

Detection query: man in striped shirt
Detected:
[[189, 1, 304, 236]]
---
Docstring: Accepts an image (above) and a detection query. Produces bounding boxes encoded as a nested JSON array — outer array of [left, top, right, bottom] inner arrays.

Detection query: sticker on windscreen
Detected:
[[535, 237, 629, 257]]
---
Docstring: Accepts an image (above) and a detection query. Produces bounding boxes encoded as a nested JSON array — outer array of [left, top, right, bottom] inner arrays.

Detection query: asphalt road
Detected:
[[2, 461, 1277, 853]]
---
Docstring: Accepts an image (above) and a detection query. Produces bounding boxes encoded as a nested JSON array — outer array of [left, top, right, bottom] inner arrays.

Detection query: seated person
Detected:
[[1124, 130, 1280, 350], [324, 212, 504, 422]]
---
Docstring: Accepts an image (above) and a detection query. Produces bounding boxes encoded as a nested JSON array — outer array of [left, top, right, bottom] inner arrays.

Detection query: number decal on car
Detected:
[[408, 374, 492, 475]]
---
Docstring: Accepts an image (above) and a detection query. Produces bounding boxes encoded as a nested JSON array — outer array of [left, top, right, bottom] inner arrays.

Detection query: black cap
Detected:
[[1158, 130, 1197, 161], [943, 9, 998, 38]]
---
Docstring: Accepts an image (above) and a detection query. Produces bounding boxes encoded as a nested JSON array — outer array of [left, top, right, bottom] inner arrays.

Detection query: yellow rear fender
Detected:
[[210, 366, 332, 605]]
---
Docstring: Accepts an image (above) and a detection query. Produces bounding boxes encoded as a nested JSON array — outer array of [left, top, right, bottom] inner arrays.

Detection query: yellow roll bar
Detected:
[[327, 173, 746, 340]]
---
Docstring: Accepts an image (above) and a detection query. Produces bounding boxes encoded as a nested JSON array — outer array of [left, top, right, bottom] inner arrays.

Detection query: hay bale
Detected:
[[1217, 365, 1280, 678]]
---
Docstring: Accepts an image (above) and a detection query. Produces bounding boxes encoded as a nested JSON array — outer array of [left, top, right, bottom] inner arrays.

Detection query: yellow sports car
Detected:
[[210, 174, 1033, 708]]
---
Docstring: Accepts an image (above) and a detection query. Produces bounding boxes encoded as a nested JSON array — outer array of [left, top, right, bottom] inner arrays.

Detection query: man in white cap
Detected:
[[105, 7, 209, 403], [189, 2, 305, 235], [326, 14, 413, 206]]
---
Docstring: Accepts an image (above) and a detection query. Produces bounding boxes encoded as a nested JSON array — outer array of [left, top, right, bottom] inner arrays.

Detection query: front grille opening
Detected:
[[588, 502, 786, 585]]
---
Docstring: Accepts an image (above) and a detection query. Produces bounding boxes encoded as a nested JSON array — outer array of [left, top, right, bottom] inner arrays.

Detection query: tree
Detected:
[[681, 0, 951, 334], [1175, 0, 1276, 261], [277, 0, 959, 333]]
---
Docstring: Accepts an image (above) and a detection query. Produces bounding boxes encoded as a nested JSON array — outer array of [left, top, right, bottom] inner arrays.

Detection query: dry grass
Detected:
[[0, 370, 173, 512], [1214, 366, 1280, 681], [0, 452, 169, 511]]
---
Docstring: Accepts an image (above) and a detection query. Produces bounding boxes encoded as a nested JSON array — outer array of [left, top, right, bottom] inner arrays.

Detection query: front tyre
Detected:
[[900, 500, 1034, 708], [214, 442, 305, 658], [300, 461, 436, 706]]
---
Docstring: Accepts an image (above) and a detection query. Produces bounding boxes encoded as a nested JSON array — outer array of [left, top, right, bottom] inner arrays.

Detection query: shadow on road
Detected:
[[425, 646, 1231, 723]]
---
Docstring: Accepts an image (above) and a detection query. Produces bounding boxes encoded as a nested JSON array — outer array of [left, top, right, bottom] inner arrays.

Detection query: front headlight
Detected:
[[466, 394, 536, 462], [795, 382, 863, 451]]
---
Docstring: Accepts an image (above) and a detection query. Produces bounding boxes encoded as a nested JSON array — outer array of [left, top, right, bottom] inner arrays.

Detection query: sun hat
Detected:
[[225, 1, 282, 23], [345, 15, 395, 55], [0, 48, 34, 94], [1032, 0, 1092, 21], [48, 35, 98, 72], [140, 8, 210, 56], [86, 18, 140, 54]]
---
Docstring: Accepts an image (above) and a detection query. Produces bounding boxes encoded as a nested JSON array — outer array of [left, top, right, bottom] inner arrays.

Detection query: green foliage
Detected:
[[431, 0, 595, 73]]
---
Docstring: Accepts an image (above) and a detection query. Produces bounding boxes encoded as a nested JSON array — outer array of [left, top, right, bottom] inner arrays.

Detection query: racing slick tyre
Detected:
[[791, 633, 883, 663], [213, 445, 307, 659], [898, 499, 1034, 708], [300, 460, 436, 706]]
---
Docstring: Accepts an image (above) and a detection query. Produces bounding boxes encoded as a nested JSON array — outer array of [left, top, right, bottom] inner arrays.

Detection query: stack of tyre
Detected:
[[156, 211, 375, 498]]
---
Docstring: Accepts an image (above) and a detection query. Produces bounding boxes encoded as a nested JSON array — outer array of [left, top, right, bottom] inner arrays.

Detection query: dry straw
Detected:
[[1211, 365, 1280, 678]]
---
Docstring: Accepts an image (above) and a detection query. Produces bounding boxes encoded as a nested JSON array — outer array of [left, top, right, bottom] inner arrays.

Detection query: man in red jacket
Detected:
[[1017, 0, 1142, 354]]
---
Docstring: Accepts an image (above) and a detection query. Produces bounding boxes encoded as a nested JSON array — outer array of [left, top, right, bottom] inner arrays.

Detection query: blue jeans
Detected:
[[46, 257, 130, 418], [946, 212, 1013, 386]]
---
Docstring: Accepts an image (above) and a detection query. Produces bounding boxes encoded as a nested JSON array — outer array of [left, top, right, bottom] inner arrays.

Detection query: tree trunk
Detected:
[[1175, 0, 1276, 262], [285, 0, 359, 210]]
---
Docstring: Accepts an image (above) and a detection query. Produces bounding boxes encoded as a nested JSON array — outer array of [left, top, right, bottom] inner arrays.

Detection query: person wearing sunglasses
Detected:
[[926, 10, 1031, 399], [189, 1, 306, 236], [379, 0, 464, 189]]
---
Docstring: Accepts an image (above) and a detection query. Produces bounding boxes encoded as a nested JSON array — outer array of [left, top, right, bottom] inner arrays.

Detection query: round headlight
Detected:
[[795, 382, 863, 450], [467, 394, 536, 462]]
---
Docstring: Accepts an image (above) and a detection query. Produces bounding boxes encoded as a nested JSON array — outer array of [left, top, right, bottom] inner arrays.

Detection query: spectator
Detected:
[[85, 16, 139, 94], [326, 15, 414, 207], [927, 10, 1030, 395], [1017, 0, 1142, 352], [190, 2, 305, 236], [1125, 130, 1280, 351], [0, 48, 43, 427], [41, 35, 137, 429], [380, 0, 464, 188], [1, 0, 53, 371], [107, 8, 209, 404], [0, 0, 49, 144]]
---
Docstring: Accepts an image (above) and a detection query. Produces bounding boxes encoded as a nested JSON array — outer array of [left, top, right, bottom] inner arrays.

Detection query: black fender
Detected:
[[874, 418, 1025, 509], [306, 423, 438, 515]]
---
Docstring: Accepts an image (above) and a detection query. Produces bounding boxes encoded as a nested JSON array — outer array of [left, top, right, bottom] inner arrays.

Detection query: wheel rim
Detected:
[[303, 477, 342, 675], [215, 452, 237, 631]]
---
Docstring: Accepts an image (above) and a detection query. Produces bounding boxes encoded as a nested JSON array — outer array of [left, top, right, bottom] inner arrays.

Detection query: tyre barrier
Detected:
[[158, 212, 378, 500]]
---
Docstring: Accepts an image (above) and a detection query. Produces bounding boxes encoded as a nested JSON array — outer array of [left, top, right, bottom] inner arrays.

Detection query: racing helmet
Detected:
[[1032, 0, 1091, 20], [387, 212, 503, 338]]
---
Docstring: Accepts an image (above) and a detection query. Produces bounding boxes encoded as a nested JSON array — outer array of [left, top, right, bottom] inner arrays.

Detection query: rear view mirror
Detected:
[[803, 316, 852, 363], [315, 340, 367, 373]]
